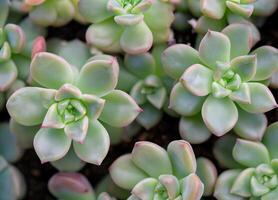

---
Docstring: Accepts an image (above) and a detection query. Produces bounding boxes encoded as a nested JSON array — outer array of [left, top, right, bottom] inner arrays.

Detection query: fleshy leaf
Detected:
[[131, 141, 172, 178], [229, 83, 251, 104], [230, 168, 254, 197], [202, 96, 238, 136], [213, 170, 242, 200], [42, 103, 64, 129], [196, 157, 217, 196], [34, 128, 72, 163], [222, 23, 253, 59], [65, 117, 89, 143], [180, 173, 204, 200], [199, 31, 231, 70], [124, 53, 155, 79], [136, 103, 162, 129], [4, 24, 25, 53], [179, 115, 211, 144], [7, 87, 56, 126], [146, 87, 167, 109], [237, 83, 276, 113], [55, 84, 82, 101], [0, 42, 11, 62], [162, 44, 200, 80], [131, 178, 158, 200], [159, 175, 180, 199], [120, 21, 153, 55], [167, 140, 196, 179], [78, 0, 112, 23], [200, 0, 226, 19], [114, 14, 144, 26], [181, 64, 213, 96], [233, 139, 270, 167], [251, 46, 278, 81], [110, 154, 148, 190], [73, 120, 110, 165], [50, 147, 85, 172], [86, 19, 123, 53], [234, 109, 267, 141], [48, 172, 95, 200], [226, 1, 254, 17], [250, 176, 269, 196], [262, 122, 278, 159], [0, 0, 9, 27], [213, 135, 242, 169], [0, 60, 17, 92], [230, 55, 257, 82], [100, 90, 140, 127], [31, 52, 74, 89], [77, 56, 119, 97], [169, 83, 205, 116]]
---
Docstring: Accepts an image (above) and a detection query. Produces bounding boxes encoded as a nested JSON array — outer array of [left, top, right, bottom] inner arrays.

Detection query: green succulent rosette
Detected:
[[162, 23, 278, 144], [78, 0, 174, 54], [10, 0, 84, 26], [214, 122, 278, 199], [6, 51, 141, 165], [110, 140, 218, 199], [117, 45, 174, 129], [0, 156, 26, 200]]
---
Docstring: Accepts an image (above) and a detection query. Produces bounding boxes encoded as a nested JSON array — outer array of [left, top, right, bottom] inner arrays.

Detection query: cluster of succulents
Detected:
[[0, 0, 277, 199]]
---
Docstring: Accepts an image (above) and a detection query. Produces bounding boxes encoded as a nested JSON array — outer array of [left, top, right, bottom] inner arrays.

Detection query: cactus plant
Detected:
[[214, 122, 278, 199], [78, 0, 174, 54], [162, 23, 278, 144], [6, 52, 141, 165], [110, 140, 217, 199]]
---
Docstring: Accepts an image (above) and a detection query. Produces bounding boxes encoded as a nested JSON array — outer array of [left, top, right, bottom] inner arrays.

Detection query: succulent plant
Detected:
[[0, 17, 45, 110], [10, 0, 85, 27], [6, 51, 141, 165], [110, 140, 218, 199], [48, 172, 117, 200], [78, 0, 174, 54], [0, 156, 26, 200], [162, 23, 278, 144], [214, 122, 278, 199], [117, 45, 174, 129]]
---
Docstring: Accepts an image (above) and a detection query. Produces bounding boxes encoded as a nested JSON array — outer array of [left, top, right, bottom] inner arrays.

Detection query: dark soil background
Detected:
[[0, 9, 277, 200]]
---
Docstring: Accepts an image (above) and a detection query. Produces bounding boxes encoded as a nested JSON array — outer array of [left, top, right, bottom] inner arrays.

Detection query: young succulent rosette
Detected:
[[214, 122, 278, 199], [162, 23, 278, 144], [0, 23, 25, 92], [10, 0, 82, 27], [49, 172, 117, 200], [110, 140, 218, 199], [0, 156, 26, 200], [78, 0, 174, 54], [6, 51, 141, 165], [117, 46, 174, 129]]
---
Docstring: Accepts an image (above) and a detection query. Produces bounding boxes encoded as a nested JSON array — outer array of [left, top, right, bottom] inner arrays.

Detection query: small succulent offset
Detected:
[[79, 0, 174, 54], [110, 140, 217, 199], [214, 122, 278, 199], [48, 172, 113, 200], [0, 23, 25, 92], [10, 0, 83, 27], [0, 156, 26, 200], [117, 46, 173, 129], [162, 23, 278, 144], [6, 52, 141, 165]]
